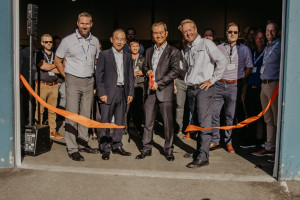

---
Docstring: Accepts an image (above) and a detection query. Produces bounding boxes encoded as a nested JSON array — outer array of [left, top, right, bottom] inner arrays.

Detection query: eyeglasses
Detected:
[[227, 31, 238, 34], [43, 41, 53, 44], [127, 32, 135, 35]]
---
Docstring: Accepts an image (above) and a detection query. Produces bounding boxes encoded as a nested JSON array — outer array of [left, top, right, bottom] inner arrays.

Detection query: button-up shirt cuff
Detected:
[[209, 77, 217, 85]]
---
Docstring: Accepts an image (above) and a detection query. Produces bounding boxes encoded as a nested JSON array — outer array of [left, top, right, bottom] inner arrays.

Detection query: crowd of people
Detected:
[[20, 12, 281, 168]]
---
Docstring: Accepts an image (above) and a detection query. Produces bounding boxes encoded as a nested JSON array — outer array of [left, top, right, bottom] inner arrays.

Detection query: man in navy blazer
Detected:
[[96, 29, 134, 160], [136, 22, 180, 161]]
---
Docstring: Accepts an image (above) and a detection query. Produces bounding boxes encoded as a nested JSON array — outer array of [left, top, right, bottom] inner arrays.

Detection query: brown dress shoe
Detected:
[[210, 143, 220, 150], [227, 144, 235, 153], [252, 148, 275, 156]]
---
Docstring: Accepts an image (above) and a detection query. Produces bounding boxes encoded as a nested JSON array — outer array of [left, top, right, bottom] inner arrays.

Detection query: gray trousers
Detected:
[[99, 88, 126, 152], [143, 92, 174, 153], [211, 81, 238, 145], [65, 74, 94, 154], [58, 82, 66, 108], [175, 78, 188, 132], [261, 81, 278, 151], [187, 86, 213, 162]]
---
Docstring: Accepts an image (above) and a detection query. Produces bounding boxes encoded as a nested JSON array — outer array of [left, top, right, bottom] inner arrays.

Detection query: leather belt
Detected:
[[116, 85, 124, 88], [262, 79, 278, 84], [219, 79, 238, 84], [187, 84, 201, 90], [36, 81, 58, 86]]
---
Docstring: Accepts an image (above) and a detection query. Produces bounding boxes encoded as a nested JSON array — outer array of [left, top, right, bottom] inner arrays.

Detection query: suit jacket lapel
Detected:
[[156, 44, 169, 76], [123, 52, 127, 76], [149, 47, 154, 70], [109, 48, 117, 74]]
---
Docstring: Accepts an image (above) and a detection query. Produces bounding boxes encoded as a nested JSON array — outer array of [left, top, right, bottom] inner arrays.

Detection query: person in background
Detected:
[[252, 21, 281, 162], [124, 39, 145, 135], [123, 28, 145, 55], [35, 34, 63, 139], [174, 37, 188, 135], [211, 22, 253, 153], [241, 30, 266, 149]]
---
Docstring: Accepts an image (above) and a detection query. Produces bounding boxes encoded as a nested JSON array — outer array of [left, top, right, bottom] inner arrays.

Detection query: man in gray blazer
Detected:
[[96, 29, 134, 160], [136, 22, 180, 161]]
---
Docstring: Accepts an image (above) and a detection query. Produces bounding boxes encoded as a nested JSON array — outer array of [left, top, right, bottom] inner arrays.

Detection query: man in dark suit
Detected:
[[136, 22, 180, 161], [96, 29, 134, 160]]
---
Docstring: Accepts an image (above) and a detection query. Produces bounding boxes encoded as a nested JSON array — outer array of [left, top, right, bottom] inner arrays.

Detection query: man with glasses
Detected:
[[55, 12, 100, 161], [96, 29, 134, 161], [211, 22, 253, 153], [123, 28, 145, 55], [35, 34, 63, 139]]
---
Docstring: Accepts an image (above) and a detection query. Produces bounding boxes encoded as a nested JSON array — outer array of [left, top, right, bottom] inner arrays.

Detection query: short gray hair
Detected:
[[78, 12, 92, 22], [151, 22, 168, 32]]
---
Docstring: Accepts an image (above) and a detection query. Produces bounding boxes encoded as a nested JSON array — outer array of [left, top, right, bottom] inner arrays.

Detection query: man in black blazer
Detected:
[[136, 22, 180, 161], [96, 29, 134, 160]]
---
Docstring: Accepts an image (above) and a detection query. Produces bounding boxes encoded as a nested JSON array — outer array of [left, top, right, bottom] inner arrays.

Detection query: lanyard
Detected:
[[42, 50, 53, 64], [253, 51, 264, 65], [263, 41, 279, 64], [225, 45, 236, 64], [134, 54, 139, 68], [77, 37, 91, 61]]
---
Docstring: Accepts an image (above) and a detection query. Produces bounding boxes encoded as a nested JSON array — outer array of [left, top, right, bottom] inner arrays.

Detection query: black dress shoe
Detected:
[[166, 154, 175, 161], [186, 159, 209, 168], [112, 146, 131, 156], [69, 152, 85, 161], [135, 151, 152, 159], [102, 152, 110, 160], [79, 146, 99, 154], [165, 152, 175, 161]]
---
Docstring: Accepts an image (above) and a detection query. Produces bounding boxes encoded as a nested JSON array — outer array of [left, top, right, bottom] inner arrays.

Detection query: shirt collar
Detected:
[[112, 46, 123, 54], [224, 41, 240, 47], [188, 35, 201, 48], [154, 41, 168, 51], [75, 29, 92, 40], [267, 38, 280, 47]]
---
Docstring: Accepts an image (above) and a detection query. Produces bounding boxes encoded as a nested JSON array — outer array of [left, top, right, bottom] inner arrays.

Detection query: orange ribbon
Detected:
[[20, 74, 125, 129], [185, 84, 279, 132]]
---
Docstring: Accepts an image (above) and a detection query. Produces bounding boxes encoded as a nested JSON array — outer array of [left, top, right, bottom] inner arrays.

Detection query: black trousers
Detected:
[[125, 82, 145, 131], [99, 88, 126, 152], [143, 92, 174, 153], [244, 85, 265, 144]]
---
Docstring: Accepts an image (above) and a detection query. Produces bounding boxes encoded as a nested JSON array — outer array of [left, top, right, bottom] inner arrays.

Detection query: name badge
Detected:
[[252, 67, 257, 73], [48, 72, 55, 76], [260, 66, 265, 74], [83, 60, 91, 67], [227, 64, 235, 70]]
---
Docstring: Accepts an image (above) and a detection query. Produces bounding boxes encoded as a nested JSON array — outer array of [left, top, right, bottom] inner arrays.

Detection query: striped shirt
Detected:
[[218, 42, 253, 80]]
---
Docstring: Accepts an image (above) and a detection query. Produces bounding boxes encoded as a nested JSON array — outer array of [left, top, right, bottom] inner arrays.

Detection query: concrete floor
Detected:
[[2, 124, 299, 199]]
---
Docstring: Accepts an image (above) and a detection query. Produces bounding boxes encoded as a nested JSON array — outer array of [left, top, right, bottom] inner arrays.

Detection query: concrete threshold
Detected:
[[19, 163, 275, 183]]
